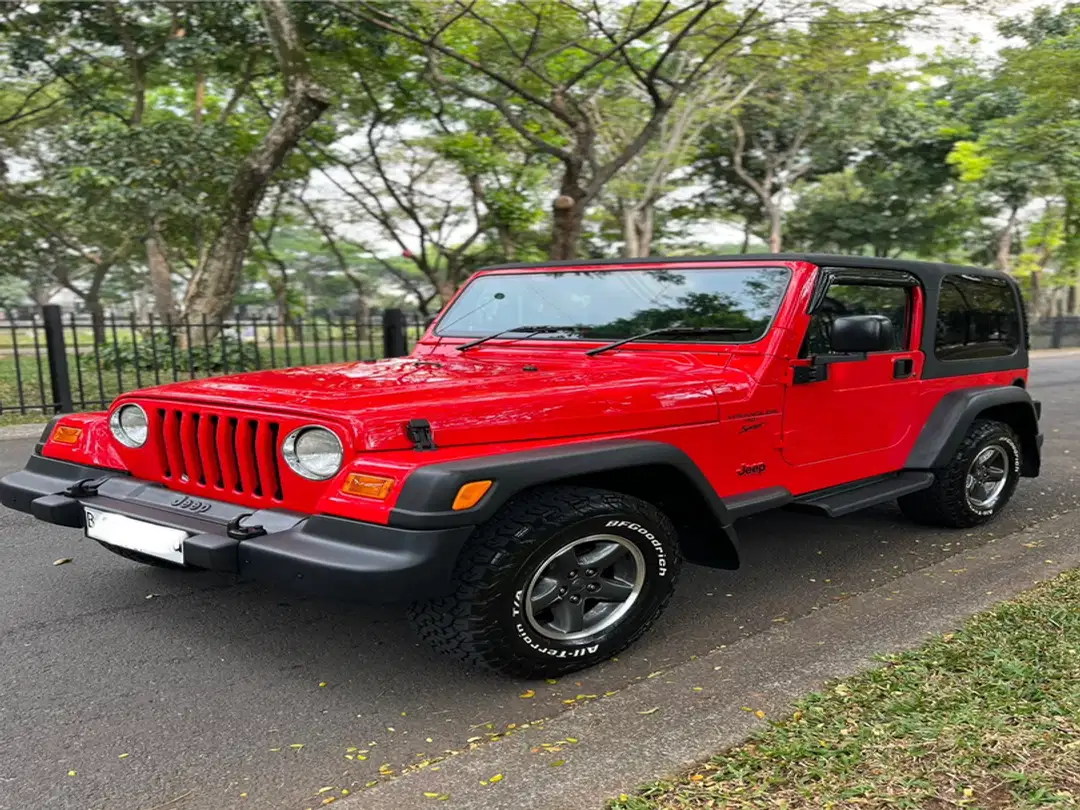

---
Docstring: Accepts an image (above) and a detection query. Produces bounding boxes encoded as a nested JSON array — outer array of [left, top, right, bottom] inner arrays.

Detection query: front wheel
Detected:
[[408, 485, 681, 678]]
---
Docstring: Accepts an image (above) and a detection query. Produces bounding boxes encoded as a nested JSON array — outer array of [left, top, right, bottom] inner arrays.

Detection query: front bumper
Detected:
[[0, 454, 475, 602]]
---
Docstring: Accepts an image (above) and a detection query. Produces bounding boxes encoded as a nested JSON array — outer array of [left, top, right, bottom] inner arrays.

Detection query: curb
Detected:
[[1031, 348, 1080, 358], [346, 510, 1080, 810], [0, 423, 47, 441]]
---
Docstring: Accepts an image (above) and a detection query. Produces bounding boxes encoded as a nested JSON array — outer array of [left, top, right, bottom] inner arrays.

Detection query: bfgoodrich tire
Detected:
[[898, 418, 1022, 529], [408, 485, 681, 678]]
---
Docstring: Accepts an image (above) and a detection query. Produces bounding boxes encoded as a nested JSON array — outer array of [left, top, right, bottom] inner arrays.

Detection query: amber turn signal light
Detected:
[[51, 425, 83, 445], [452, 480, 493, 511], [341, 473, 395, 500]]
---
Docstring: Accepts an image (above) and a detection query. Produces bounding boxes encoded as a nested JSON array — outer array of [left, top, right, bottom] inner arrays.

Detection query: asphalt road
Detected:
[[2, 355, 1080, 810]]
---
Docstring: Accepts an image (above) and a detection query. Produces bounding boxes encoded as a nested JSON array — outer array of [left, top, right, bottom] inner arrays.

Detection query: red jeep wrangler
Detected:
[[0, 255, 1042, 677]]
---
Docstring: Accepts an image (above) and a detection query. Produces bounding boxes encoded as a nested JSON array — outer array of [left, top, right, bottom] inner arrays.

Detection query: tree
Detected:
[[1, 0, 334, 327], [337, 0, 781, 260], [301, 70, 550, 314], [979, 3, 1080, 310], [697, 9, 907, 252], [596, 71, 755, 257], [181, 0, 331, 324], [784, 71, 992, 260]]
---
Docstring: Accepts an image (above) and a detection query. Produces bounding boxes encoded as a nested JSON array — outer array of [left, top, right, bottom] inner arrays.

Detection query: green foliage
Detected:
[[2, 0, 1080, 316], [87, 330, 260, 374], [787, 70, 995, 260]]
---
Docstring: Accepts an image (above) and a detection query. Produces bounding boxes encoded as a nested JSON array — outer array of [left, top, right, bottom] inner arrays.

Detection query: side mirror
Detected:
[[829, 315, 894, 354]]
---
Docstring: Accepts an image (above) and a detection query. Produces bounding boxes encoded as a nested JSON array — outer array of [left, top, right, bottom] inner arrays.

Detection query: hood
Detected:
[[132, 353, 731, 451]]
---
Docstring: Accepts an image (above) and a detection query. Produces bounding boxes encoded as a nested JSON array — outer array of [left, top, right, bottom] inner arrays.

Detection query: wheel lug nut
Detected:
[[584, 568, 596, 577], [569, 595, 581, 604], [568, 569, 578, 579], [586, 582, 599, 592], [559, 586, 568, 594]]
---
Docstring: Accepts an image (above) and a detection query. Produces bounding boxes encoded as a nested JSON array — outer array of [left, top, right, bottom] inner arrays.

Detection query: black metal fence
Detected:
[[3, 308, 1078, 420], [1030, 315, 1080, 350], [0, 307, 426, 417]]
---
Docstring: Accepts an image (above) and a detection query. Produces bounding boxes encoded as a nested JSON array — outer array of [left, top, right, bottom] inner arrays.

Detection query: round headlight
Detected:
[[282, 426, 343, 480], [109, 404, 148, 448]]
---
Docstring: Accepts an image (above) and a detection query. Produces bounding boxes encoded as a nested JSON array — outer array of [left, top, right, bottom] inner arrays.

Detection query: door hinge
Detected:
[[405, 419, 437, 451], [793, 364, 828, 384]]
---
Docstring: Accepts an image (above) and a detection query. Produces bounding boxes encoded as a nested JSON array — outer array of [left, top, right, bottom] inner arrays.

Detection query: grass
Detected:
[[610, 569, 1080, 810]]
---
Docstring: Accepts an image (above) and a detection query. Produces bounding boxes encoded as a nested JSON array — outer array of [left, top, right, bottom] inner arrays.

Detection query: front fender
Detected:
[[389, 439, 742, 569], [390, 439, 729, 528]]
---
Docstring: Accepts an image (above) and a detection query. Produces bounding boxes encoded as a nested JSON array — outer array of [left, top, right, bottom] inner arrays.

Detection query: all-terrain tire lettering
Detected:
[[408, 485, 681, 678]]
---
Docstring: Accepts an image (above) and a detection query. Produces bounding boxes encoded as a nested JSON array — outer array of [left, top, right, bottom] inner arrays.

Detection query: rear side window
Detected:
[[935, 275, 1020, 361]]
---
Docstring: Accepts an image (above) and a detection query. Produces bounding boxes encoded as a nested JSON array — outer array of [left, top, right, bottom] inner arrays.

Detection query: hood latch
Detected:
[[405, 419, 437, 451]]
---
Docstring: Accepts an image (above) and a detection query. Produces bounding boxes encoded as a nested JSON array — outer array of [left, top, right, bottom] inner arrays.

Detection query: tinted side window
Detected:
[[935, 275, 1020, 361], [806, 283, 909, 355]]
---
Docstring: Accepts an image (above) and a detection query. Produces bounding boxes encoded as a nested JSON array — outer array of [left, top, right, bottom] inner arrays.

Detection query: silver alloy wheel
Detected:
[[523, 534, 646, 642], [966, 444, 1010, 510]]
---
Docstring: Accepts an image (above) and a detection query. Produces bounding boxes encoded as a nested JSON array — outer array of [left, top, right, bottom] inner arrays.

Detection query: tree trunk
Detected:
[[85, 294, 106, 346], [550, 168, 587, 260], [622, 206, 639, 258], [182, 0, 330, 326], [496, 224, 515, 261], [273, 284, 289, 342], [739, 222, 751, 254], [146, 217, 177, 321], [356, 295, 370, 342], [622, 205, 655, 259], [1030, 270, 1040, 322], [767, 203, 782, 253], [996, 206, 1019, 271], [1063, 186, 1080, 315], [436, 277, 458, 307]]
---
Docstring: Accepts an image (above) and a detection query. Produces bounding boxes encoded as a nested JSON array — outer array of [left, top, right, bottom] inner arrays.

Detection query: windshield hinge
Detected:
[[405, 419, 437, 451]]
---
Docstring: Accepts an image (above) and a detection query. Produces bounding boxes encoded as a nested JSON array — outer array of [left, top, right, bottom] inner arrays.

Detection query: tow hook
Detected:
[[64, 476, 113, 498], [226, 513, 267, 540]]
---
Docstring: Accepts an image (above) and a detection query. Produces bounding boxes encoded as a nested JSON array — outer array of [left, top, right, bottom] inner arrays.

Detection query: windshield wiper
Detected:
[[456, 325, 580, 352], [585, 326, 753, 357]]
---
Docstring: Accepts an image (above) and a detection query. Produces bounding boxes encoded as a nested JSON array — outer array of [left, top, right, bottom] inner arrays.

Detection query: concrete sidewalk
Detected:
[[347, 509, 1080, 810]]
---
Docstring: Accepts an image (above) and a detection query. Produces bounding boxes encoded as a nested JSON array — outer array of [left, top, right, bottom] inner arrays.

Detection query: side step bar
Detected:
[[790, 471, 935, 518]]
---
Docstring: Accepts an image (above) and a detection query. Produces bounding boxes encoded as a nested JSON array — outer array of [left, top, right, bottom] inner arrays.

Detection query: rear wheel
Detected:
[[898, 419, 1021, 529], [408, 485, 681, 678]]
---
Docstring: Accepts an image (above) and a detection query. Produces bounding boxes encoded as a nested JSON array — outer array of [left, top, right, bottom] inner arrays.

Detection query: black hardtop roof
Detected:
[[479, 253, 1010, 284]]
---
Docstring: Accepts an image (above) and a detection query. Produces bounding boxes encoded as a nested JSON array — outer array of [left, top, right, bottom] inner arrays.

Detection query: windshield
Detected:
[[435, 266, 791, 344]]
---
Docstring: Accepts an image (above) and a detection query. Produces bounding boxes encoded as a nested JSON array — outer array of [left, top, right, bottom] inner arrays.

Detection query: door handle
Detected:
[[893, 358, 914, 378]]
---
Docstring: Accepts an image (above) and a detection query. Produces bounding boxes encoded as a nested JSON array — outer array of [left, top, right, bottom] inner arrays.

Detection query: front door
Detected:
[[782, 270, 923, 470]]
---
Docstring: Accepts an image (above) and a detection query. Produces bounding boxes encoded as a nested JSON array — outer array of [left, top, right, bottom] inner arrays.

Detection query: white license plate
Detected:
[[84, 508, 187, 565]]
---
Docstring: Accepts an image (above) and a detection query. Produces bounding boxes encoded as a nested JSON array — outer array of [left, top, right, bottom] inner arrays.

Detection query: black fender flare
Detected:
[[905, 385, 1041, 475], [389, 439, 742, 568]]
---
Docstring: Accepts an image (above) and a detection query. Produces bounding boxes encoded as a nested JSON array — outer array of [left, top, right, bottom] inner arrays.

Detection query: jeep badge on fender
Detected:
[[0, 254, 1042, 678]]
